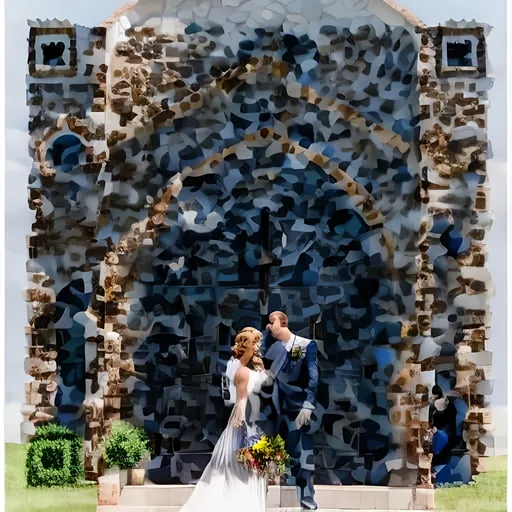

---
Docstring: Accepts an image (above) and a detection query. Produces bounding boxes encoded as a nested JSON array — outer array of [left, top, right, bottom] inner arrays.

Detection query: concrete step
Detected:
[[113, 485, 421, 510], [99, 509, 426, 512]]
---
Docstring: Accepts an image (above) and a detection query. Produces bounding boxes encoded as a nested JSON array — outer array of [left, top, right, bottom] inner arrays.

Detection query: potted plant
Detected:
[[102, 420, 150, 486]]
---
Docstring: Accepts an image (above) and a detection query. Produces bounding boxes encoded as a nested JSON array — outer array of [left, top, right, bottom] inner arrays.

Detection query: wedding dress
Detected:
[[179, 359, 270, 512]]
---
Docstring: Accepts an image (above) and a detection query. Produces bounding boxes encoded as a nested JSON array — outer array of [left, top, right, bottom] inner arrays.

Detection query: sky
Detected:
[[4, 0, 508, 449]]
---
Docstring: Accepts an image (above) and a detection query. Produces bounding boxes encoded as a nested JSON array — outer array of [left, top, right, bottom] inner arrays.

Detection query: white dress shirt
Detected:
[[284, 334, 295, 352]]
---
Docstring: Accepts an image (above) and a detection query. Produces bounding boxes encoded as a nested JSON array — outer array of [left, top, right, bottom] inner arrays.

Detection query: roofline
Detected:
[[98, 2, 137, 28], [97, 0, 426, 30], [381, 0, 427, 30]]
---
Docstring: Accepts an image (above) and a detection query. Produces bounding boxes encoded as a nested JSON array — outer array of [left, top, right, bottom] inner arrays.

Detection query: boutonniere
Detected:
[[290, 345, 306, 362]]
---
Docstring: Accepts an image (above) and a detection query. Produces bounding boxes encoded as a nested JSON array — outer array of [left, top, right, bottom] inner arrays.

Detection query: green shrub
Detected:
[[103, 421, 149, 470], [26, 423, 83, 487]]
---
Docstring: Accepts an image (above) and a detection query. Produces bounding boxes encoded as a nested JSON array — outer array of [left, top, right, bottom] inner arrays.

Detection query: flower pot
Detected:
[[127, 468, 145, 486], [119, 469, 128, 489]]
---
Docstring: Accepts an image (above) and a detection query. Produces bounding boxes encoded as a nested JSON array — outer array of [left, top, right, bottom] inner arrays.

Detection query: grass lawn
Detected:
[[435, 456, 507, 512], [5, 442, 507, 511], [5, 443, 97, 512]]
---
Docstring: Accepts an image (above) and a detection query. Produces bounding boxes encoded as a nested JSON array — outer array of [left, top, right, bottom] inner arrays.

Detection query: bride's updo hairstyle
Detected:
[[232, 327, 264, 370]]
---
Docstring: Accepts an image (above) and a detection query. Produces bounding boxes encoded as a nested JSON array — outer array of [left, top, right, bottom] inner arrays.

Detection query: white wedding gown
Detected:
[[180, 360, 270, 512]]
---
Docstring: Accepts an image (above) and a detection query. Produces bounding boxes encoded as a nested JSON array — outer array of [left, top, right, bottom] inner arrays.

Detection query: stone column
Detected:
[[415, 22, 494, 482]]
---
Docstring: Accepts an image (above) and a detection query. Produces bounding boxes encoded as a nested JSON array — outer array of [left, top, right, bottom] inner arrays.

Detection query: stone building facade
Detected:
[[23, 0, 494, 488]]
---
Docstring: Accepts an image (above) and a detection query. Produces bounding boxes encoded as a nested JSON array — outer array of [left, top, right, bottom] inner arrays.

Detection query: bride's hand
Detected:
[[230, 400, 246, 428], [262, 369, 274, 384]]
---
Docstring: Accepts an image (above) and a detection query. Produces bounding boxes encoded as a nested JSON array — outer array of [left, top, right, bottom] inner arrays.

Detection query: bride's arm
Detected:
[[230, 366, 250, 428]]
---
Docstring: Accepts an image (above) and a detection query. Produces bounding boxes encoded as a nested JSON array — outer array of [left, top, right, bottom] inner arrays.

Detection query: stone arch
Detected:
[[99, 126, 396, 347], [96, 122, 409, 484], [46, 134, 85, 173], [148, 60, 410, 155], [104, 127, 390, 267], [32, 116, 107, 178], [93, 8, 421, 482]]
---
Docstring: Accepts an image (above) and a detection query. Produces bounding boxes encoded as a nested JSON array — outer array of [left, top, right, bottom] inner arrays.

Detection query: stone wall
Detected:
[[415, 20, 494, 483], [23, 19, 108, 480], [23, 2, 493, 488], [96, 2, 425, 486]]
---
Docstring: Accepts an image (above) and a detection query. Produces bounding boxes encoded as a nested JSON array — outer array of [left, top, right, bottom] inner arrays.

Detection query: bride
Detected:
[[180, 327, 272, 512]]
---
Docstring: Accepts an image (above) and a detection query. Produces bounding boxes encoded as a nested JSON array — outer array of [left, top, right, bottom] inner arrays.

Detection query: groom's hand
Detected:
[[267, 316, 286, 340], [295, 408, 312, 429], [266, 316, 279, 334]]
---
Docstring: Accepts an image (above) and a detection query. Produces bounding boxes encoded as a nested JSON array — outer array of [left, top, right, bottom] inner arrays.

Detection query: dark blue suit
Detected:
[[260, 330, 319, 510]]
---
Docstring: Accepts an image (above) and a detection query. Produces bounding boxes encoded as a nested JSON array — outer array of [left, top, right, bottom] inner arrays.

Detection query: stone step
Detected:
[[99, 508, 427, 512], [113, 485, 422, 510]]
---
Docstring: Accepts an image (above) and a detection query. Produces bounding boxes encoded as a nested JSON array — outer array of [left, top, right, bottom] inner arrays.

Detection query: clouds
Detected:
[[5, 129, 30, 169], [486, 159, 508, 408], [5, 128, 33, 407], [4, 403, 23, 444]]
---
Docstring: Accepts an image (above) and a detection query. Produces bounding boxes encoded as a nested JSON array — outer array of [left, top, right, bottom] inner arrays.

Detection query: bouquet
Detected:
[[237, 435, 291, 479]]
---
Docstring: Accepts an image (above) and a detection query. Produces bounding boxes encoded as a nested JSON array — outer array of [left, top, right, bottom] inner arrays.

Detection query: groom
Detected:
[[260, 311, 319, 511]]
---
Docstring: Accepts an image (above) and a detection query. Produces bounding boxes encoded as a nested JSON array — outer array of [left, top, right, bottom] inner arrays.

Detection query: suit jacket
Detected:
[[260, 330, 318, 413]]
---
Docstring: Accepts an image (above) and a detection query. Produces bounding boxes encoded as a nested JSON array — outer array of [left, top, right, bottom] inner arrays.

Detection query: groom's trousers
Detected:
[[279, 410, 316, 510]]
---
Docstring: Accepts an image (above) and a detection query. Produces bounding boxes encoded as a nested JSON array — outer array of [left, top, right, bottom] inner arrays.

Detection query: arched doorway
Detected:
[[97, 15, 419, 486], [125, 141, 399, 485]]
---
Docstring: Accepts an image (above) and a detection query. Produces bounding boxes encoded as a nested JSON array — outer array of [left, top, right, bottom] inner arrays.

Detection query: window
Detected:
[[442, 35, 478, 70], [29, 26, 76, 77], [35, 35, 71, 70], [447, 40, 473, 67], [46, 134, 85, 173], [42, 42, 66, 66]]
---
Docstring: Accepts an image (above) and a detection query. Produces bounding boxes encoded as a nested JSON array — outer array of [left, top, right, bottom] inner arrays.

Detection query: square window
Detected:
[[42, 42, 67, 66], [447, 40, 473, 67], [441, 35, 479, 71], [35, 34, 71, 70], [28, 27, 77, 77]]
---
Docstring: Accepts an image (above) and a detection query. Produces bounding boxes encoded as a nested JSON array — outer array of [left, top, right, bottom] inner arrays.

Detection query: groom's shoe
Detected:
[[300, 498, 318, 510]]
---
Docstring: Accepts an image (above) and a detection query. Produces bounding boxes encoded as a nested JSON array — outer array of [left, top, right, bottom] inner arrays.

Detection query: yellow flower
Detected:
[[291, 346, 306, 361], [251, 436, 267, 452]]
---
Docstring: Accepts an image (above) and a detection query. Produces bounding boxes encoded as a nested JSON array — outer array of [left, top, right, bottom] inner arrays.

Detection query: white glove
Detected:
[[295, 408, 312, 429], [262, 369, 274, 385]]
